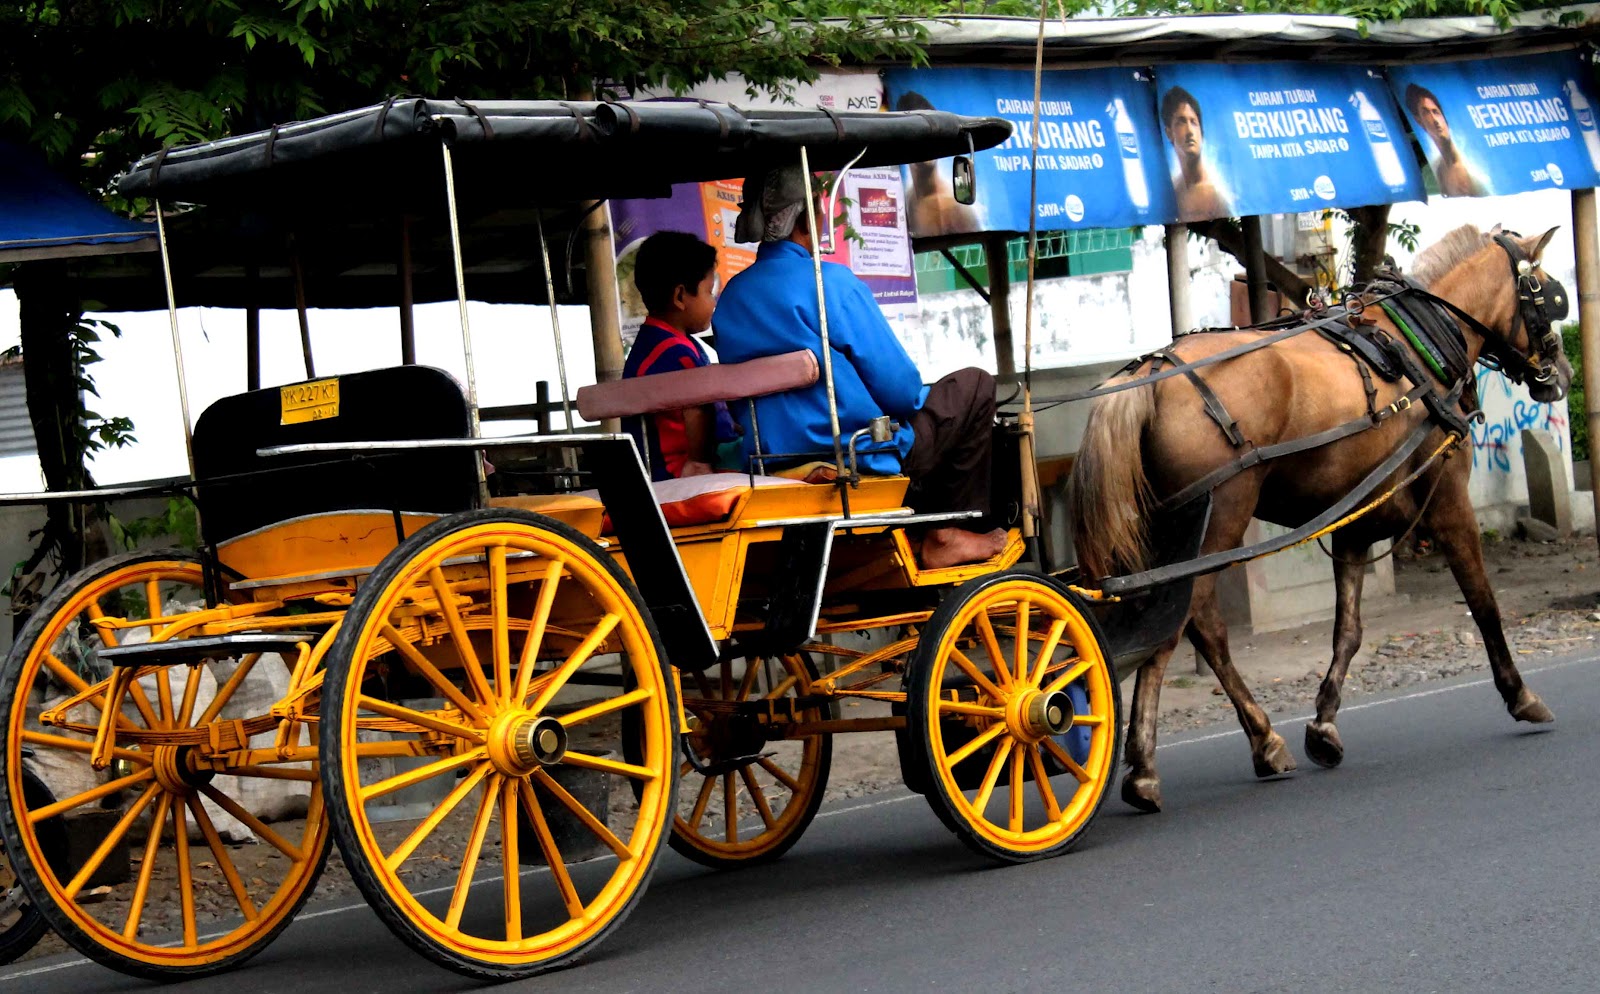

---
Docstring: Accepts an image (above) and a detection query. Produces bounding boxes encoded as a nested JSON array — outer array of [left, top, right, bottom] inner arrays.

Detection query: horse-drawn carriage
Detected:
[[0, 91, 1569, 983], [0, 99, 1125, 981]]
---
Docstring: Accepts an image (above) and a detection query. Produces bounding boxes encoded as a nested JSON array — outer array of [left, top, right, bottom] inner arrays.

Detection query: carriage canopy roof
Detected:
[[116, 98, 1011, 207]]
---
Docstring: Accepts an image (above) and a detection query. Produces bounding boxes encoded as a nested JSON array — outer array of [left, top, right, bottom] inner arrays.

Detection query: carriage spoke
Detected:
[[557, 688, 651, 729], [1029, 620, 1068, 687], [177, 663, 203, 726], [42, 651, 94, 697], [974, 611, 1012, 686], [1073, 714, 1106, 727], [174, 800, 197, 948], [688, 774, 716, 830], [85, 603, 162, 728], [429, 567, 495, 707], [763, 674, 799, 701], [187, 794, 259, 922], [514, 559, 565, 702], [562, 750, 656, 781], [155, 667, 175, 728], [948, 648, 1006, 702], [518, 781, 584, 919], [1027, 746, 1063, 822], [936, 699, 1005, 720], [197, 653, 263, 726], [945, 722, 1006, 768], [1041, 737, 1091, 784], [122, 792, 172, 939], [1008, 739, 1025, 833], [385, 765, 493, 870], [1045, 658, 1095, 695], [362, 747, 486, 801], [736, 656, 762, 701], [356, 696, 484, 743], [66, 783, 159, 898], [748, 762, 801, 802], [526, 613, 621, 714], [379, 624, 487, 724], [29, 767, 153, 823], [445, 776, 499, 929], [1014, 597, 1031, 692], [500, 777, 521, 942], [723, 774, 738, 844], [489, 546, 512, 705], [199, 785, 302, 859], [145, 580, 163, 624], [21, 730, 149, 766], [532, 768, 632, 860], [973, 739, 1012, 815], [740, 767, 776, 829]]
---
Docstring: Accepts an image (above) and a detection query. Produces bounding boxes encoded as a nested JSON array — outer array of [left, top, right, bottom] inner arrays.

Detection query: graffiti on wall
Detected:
[[1470, 365, 1568, 474]]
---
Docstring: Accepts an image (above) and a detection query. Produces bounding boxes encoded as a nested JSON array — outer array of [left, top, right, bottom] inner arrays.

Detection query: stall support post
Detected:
[[1573, 189, 1600, 550], [986, 232, 1016, 379], [1165, 223, 1193, 340], [581, 201, 625, 434], [399, 216, 416, 365], [1240, 214, 1271, 323]]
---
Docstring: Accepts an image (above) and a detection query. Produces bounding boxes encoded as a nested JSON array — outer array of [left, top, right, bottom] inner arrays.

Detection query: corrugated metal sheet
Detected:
[[0, 364, 38, 458]]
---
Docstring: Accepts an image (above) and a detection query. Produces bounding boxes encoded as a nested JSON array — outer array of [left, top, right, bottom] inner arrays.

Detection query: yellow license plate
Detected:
[[280, 378, 340, 425]]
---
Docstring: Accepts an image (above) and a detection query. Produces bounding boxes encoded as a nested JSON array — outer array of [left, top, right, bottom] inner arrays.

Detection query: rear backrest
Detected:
[[192, 365, 479, 545], [576, 349, 818, 421]]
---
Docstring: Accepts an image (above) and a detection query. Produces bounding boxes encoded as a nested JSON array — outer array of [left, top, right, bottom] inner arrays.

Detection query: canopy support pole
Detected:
[[1017, 3, 1047, 565], [399, 215, 416, 365], [1573, 188, 1600, 554], [985, 232, 1016, 380], [1166, 223, 1193, 340], [288, 241, 316, 378], [535, 211, 574, 430], [1241, 215, 1271, 323], [798, 146, 849, 517], [154, 201, 195, 478], [439, 140, 488, 500], [245, 262, 261, 392], [581, 201, 624, 433]]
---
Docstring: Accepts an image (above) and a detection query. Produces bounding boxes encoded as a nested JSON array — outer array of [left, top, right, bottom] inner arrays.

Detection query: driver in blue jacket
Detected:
[[713, 163, 1006, 569]]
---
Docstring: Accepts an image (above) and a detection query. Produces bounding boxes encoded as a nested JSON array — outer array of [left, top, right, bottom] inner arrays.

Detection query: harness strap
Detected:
[[1151, 348, 1249, 449], [1379, 300, 1448, 382], [1157, 380, 1434, 511]]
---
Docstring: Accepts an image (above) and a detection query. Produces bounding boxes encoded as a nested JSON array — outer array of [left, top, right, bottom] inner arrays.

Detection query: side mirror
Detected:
[[952, 156, 976, 206]]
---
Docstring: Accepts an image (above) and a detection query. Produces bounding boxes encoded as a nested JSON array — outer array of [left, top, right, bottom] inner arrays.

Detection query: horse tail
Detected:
[[1069, 382, 1155, 579]]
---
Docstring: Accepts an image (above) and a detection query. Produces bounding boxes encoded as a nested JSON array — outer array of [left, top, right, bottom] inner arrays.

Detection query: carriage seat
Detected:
[[575, 349, 818, 422]]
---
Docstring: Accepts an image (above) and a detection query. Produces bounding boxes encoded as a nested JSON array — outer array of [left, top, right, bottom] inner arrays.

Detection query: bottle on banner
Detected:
[[1350, 90, 1408, 190], [1109, 97, 1149, 211], [1564, 80, 1600, 173]]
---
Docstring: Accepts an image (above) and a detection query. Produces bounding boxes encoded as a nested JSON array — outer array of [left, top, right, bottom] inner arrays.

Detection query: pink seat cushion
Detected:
[[582, 473, 804, 532], [576, 349, 818, 421]]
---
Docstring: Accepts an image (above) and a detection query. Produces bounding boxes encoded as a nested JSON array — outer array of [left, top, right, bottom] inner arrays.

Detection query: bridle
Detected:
[[1481, 232, 1569, 391]]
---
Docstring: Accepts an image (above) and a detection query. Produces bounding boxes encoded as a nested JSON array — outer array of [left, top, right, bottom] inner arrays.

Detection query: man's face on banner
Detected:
[[1165, 100, 1203, 165], [1415, 96, 1450, 144]]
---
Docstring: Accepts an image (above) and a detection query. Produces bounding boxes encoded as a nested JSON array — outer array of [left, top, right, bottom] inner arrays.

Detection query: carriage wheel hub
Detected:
[[1016, 690, 1074, 740], [152, 746, 214, 794], [490, 712, 568, 774]]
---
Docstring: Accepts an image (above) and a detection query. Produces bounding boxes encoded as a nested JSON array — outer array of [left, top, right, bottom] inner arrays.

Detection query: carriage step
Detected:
[[97, 632, 321, 667]]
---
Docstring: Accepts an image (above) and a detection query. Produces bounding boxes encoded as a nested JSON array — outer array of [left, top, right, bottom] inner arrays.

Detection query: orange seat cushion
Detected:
[[590, 473, 804, 533]]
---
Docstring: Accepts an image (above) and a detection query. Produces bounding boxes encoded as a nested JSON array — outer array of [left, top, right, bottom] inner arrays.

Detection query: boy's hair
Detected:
[[634, 231, 717, 315]]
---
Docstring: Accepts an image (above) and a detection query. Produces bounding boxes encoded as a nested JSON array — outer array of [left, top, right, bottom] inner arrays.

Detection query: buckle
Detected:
[[1391, 396, 1413, 413]]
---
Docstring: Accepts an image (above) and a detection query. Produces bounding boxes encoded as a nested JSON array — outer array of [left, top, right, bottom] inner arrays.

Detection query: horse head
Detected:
[[1414, 224, 1572, 403]]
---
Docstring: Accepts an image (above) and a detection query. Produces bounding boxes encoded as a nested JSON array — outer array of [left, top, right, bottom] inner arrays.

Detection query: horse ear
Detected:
[[1526, 226, 1560, 261], [1489, 223, 1504, 236]]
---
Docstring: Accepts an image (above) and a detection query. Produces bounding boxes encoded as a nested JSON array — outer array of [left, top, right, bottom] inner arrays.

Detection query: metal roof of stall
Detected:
[[886, 4, 1600, 67]]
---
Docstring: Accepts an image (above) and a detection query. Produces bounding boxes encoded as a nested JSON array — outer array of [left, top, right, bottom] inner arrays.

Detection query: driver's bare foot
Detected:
[[920, 527, 1008, 568]]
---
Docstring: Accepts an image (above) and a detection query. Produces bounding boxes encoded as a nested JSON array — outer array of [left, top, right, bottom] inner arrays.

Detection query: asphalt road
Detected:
[[6, 653, 1597, 994]]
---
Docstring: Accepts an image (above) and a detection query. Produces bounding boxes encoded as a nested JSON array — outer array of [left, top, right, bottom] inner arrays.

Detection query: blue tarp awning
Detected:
[[0, 141, 154, 263]]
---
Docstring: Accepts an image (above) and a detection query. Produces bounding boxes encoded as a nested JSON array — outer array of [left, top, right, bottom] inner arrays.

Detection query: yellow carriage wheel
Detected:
[[321, 509, 677, 982], [670, 653, 831, 869], [0, 550, 330, 980], [906, 570, 1120, 864]]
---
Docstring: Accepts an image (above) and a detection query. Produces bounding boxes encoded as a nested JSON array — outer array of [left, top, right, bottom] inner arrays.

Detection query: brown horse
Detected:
[[1068, 225, 1571, 812]]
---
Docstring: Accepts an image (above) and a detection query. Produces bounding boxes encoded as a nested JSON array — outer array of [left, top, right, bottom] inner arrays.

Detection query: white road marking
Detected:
[[1, 653, 1589, 984]]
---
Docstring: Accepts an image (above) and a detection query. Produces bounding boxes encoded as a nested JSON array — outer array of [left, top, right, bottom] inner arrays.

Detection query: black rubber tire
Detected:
[[0, 549, 331, 981], [668, 652, 833, 870], [320, 508, 679, 982], [0, 771, 57, 965], [906, 569, 1122, 864]]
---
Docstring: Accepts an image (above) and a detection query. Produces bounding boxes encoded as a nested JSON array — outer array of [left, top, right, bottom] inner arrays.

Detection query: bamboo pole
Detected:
[[1573, 189, 1600, 549]]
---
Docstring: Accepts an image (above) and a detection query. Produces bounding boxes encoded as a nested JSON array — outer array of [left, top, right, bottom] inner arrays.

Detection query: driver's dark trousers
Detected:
[[901, 366, 996, 522]]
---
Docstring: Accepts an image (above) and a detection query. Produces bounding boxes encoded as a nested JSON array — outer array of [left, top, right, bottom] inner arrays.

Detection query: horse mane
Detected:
[[1410, 224, 1490, 288]]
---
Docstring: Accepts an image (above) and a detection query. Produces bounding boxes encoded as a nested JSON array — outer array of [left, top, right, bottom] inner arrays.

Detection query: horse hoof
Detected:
[[1304, 720, 1345, 769], [1510, 688, 1555, 724], [1252, 731, 1298, 778], [1120, 774, 1163, 813]]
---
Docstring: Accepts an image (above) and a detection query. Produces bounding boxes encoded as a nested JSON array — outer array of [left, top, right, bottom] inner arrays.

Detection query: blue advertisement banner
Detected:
[[1155, 63, 1424, 222], [882, 67, 1175, 235], [1388, 52, 1600, 198]]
